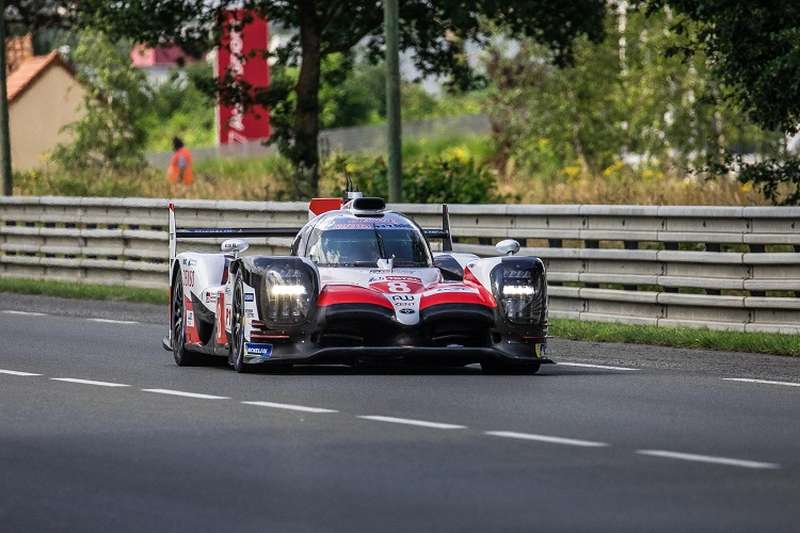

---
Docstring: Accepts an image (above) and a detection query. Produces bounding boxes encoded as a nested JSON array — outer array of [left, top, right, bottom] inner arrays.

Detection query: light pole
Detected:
[[384, 0, 401, 202], [0, 0, 13, 196]]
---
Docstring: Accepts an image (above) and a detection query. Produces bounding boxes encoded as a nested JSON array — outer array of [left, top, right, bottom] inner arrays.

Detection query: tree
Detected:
[[647, 0, 800, 204], [3, 1, 76, 33], [51, 29, 151, 173], [484, 4, 780, 182], [79, 0, 606, 196]]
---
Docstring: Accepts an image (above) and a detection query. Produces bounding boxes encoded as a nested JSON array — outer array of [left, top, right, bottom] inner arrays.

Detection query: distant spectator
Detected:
[[167, 137, 193, 186]]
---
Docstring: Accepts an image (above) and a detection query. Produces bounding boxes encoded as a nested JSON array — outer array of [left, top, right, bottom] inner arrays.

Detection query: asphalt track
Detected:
[[1, 294, 798, 532]]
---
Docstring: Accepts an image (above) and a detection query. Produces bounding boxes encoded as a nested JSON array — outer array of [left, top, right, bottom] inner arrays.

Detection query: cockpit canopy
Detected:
[[304, 212, 432, 268]]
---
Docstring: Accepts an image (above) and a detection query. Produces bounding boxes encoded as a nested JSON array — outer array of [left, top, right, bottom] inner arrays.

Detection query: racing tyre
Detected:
[[480, 359, 540, 375], [230, 274, 252, 373], [171, 275, 204, 366]]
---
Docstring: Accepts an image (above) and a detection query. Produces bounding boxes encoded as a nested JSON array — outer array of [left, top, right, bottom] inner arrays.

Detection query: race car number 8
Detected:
[[388, 281, 411, 293]]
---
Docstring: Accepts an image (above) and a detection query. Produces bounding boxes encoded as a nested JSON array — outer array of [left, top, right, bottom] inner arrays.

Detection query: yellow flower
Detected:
[[562, 165, 581, 178], [443, 146, 469, 163], [602, 160, 625, 178], [739, 182, 753, 193]]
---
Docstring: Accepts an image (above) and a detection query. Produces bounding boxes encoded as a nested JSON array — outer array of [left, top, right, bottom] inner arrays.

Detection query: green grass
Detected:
[[550, 319, 800, 357], [1, 278, 796, 357], [0, 278, 167, 305]]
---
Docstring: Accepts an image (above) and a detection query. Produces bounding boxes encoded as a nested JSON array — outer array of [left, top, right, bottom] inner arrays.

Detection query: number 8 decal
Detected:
[[388, 281, 410, 293]]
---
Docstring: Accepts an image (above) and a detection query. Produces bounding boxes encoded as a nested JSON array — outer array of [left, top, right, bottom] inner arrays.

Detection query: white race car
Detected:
[[163, 195, 548, 373]]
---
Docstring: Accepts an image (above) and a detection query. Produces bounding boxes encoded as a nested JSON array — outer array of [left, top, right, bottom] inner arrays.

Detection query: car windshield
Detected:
[[306, 227, 431, 267]]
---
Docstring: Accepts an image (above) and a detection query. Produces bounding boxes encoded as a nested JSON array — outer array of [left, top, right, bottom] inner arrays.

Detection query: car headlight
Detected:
[[263, 266, 314, 325], [269, 284, 307, 297], [490, 259, 546, 324]]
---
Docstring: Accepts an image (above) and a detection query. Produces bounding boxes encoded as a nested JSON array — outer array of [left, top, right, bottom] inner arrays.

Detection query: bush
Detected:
[[323, 153, 502, 203]]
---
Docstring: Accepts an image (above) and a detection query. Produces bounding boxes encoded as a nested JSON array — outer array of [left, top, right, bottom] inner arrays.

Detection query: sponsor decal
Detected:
[[182, 270, 195, 288], [205, 292, 218, 304], [373, 222, 411, 229], [398, 308, 415, 315], [391, 294, 415, 302], [245, 342, 273, 358], [180, 258, 196, 267], [244, 293, 255, 302], [330, 223, 372, 230], [423, 286, 479, 296], [186, 310, 194, 327]]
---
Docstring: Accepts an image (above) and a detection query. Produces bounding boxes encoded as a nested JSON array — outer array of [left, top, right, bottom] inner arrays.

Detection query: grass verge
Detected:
[[550, 319, 799, 358], [0, 278, 167, 305], [1, 278, 796, 357]]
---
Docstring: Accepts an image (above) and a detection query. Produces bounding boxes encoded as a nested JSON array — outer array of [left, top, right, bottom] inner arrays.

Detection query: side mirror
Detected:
[[495, 239, 520, 256], [433, 254, 464, 281], [221, 238, 249, 257]]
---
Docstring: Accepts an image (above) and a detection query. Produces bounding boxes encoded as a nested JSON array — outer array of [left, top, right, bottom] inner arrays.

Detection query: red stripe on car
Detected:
[[419, 282, 496, 309], [317, 284, 394, 310]]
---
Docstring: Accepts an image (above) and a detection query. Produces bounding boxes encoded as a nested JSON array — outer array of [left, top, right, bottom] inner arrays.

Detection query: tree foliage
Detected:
[[142, 63, 217, 151], [51, 29, 150, 173], [78, 0, 606, 196], [326, 153, 502, 204], [485, 5, 780, 183], [647, 0, 800, 204], [4, 1, 76, 34]]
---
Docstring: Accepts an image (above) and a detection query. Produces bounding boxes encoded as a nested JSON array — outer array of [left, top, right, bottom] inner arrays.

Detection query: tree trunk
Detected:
[[294, 0, 322, 197]]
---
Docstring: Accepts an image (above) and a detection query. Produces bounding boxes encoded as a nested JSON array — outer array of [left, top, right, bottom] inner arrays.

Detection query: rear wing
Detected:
[[167, 202, 301, 275]]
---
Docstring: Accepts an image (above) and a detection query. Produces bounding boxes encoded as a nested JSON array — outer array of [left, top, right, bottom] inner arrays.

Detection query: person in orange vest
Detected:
[[166, 137, 193, 186]]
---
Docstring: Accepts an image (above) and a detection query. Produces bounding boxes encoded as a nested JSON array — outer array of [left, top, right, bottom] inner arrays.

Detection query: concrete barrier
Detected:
[[2, 196, 798, 334]]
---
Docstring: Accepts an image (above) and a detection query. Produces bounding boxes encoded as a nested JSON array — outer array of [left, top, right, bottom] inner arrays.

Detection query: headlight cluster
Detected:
[[263, 265, 314, 325], [491, 260, 545, 324]]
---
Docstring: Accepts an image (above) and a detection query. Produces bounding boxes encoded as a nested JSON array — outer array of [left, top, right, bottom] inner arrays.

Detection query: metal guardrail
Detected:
[[1, 197, 798, 334]]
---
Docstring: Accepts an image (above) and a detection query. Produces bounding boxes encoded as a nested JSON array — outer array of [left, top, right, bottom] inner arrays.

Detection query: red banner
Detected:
[[216, 9, 271, 144]]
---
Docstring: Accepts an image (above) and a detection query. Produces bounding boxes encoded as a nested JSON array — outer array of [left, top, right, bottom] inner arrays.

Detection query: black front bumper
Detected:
[[242, 302, 547, 367], [243, 344, 546, 368]]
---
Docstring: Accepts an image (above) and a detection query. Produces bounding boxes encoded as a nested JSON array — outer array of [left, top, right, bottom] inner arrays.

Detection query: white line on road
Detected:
[[0, 368, 42, 376], [87, 318, 139, 325], [241, 401, 338, 413], [357, 415, 466, 430], [723, 378, 800, 388], [557, 362, 639, 371], [142, 388, 230, 400], [636, 449, 779, 469], [51, 377, 130, 387], [484, 431, 609, 447], [2, 310, 46, 316]]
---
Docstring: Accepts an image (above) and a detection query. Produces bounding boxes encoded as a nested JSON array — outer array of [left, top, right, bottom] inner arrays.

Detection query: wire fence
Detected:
[[145, 114, 491, 168]]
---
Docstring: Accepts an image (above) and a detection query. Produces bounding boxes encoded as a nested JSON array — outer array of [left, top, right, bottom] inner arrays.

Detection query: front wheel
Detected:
[[229, 275, 251, 373], [172, 275, 204, 366]]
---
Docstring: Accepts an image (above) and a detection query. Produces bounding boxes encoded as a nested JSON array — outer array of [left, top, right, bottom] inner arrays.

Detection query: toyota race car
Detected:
[[163, 194, 549, 373]]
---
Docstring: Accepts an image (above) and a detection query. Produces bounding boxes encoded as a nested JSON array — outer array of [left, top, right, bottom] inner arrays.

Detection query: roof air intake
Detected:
[[350, 197, 386, 215]]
